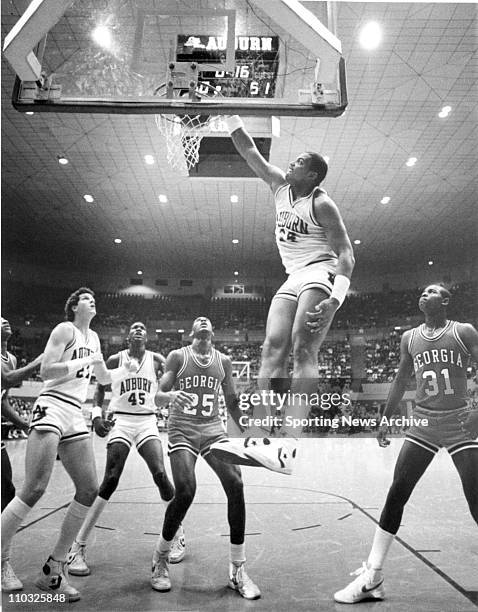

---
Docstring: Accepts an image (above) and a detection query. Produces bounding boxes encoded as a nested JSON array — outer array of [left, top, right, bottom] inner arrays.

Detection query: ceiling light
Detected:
[[234, 271, 239, 276], [158, 194, 168, 203], [428, 260, 434, 266], [137, 270, 143, 275], [58, 156, 68, 165], [114, 238, 122, 244], [230, 195, 239, 203], [83, 194, 94, 203], [144, 155, 155, 165], [406, 157, 417, 167], [359, 22, 382, 50], [381, 196, 391, 204], [155, 329, 162, 333], [177, 329, 185, 334], [232, 239, 239, 244], [354, 239, 361, 245], [92, 25, 112, 49], [25, 111, 34, 115]]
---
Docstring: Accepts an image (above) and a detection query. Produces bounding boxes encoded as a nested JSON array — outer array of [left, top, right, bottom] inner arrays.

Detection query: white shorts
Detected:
[[30, 394, 90, 444], [108, 414, 160, 451], [274, 260, 336, 303]]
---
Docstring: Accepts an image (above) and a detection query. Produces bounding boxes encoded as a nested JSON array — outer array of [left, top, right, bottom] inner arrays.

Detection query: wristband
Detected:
[[330, 274, 350, 307], [226, 115, 244, 134], [66, 356, 92, 375], [91, 406, 102, 421]]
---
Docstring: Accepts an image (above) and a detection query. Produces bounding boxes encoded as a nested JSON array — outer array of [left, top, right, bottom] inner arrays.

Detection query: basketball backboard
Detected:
[[4, 0, 347, 118]]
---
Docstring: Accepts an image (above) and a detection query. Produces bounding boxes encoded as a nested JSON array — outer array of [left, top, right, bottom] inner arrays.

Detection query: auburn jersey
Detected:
[[409, 321, 470, 410], [40, 323, 101, 406], [170, 345, 225, 422], [110, 350, 158, 415], [275, 184, 337, 275]]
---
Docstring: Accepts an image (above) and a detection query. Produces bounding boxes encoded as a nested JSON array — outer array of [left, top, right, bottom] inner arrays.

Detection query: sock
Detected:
[[51, 499, 90, 562], [230, 543, 246, 565], [1, 497, 32, 559], [155, 535, 173, 556], [75, 496, 108, 546], [367, 526, 395, 571]]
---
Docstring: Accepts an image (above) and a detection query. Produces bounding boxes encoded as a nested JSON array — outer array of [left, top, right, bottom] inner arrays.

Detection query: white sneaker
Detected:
[[228, 562, 261, 600], [67, 541, 90, 576], [169, 526, 186, 564], [334, 562, 385, 603], [210, 438, 297, 475], [151, 552, 171, 592], [1, 560, 23, 591], [35, 557, 80, 602]]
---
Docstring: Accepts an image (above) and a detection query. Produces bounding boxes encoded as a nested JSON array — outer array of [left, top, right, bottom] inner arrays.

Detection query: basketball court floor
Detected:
[[2, 434, 477, 612]]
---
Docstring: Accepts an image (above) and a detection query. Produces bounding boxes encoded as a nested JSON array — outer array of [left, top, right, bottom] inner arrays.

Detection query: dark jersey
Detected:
[[408, 320, 470, 410], [170, 345, 225, 422]]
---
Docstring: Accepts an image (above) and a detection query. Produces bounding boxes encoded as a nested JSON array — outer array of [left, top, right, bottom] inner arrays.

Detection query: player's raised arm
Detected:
[[220, 356, 245, 435], [226, 115, 285, 191], [377, 331, 414, 447], [1, 353, 43, 387]]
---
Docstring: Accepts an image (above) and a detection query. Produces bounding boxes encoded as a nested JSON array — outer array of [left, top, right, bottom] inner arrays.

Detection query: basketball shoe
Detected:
[[334, 562, 385, 603], [228, 562, 261, 600], [169, 525, 186, 564], [1, 560, 23, 591], [35, 557, 80, 602], [67, 541, 90, 576], [210, 437, 297, 475], [151, 552, 171, 592]]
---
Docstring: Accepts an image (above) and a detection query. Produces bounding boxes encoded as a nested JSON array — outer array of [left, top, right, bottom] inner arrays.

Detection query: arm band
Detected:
[[66, 356, 92, 375], [91, 406, 103, 421], [330, 275, 350, 307], [226, 115, 244, 134]]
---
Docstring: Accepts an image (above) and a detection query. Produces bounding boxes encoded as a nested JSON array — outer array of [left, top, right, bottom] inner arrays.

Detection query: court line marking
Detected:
[[291, 523, 321, 531]]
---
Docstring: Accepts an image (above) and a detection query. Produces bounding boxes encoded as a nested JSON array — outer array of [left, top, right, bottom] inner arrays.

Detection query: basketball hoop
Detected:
[[154, 82, 222, 172]]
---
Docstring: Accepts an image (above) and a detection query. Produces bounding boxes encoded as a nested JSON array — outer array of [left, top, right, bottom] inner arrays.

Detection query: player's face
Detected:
[[191, 317, 213, 337], [128, 322, 147, 344], [73, 293, 96, 318], [1, 317, 12, 341], [418, 285, 447, 313], [285, 153, 313, 184]]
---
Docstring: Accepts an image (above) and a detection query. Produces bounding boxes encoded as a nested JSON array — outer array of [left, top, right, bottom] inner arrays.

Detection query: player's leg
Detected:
[[34, 437, 98, 602], [334, 440, 435, 604], [1, 430, 59, 592], [68, 441, 130, 576], [151, 449, 198, 592], [138, 438, 175, 502], [204, 452, 260, 600], [450, 448, 478, 525]]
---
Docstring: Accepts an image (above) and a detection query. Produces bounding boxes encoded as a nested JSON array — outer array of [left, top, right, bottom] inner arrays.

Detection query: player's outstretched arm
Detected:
[[91, 354, 117, 437], [377, 331, 414, 447], [220, 356, 245, 435], [155, 350, 193, 409], [1, 353, 43, 387], [1, 395, 29, 431], [226, 115, 285, 191]]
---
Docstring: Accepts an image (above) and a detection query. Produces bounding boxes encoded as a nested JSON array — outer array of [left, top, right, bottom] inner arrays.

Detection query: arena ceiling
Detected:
[[1, 1, 477, 287]]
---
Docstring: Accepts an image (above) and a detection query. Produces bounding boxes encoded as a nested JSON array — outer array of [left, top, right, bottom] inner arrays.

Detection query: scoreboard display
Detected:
[[176, 35, 280, 98]]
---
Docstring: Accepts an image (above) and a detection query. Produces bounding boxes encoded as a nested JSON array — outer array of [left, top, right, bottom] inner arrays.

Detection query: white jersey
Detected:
[[275, 184, 337, 275], [110, 350, 158, 415], [40, 322, 101, 407]]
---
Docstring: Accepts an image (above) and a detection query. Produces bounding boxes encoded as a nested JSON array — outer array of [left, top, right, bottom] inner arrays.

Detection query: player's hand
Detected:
[[305, 298, 339, 334], [93, 416, 114, 437], [169, 390, 195, 410], [463, 410, 478, 438], [90, 352, 105, 365], [377, 424, 391, 447]]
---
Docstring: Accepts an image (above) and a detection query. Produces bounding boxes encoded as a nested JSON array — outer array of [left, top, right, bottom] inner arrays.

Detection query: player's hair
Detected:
[[64, 287, 95, 321], [306, 151, 328, 185], [438, 286, 452, 301]]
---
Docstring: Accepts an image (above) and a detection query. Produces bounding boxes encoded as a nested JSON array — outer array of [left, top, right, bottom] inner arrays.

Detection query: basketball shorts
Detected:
[[406, 405, 478, 456], [168, 416, 228, 459], [274, 260, 336, 303], [108, 414, 160, 451], [29, 394, 90, 444]]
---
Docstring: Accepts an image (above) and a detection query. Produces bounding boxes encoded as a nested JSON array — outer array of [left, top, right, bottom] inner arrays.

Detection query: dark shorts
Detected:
[[406, 405, 478, 456], [168, 416, 227, 459]]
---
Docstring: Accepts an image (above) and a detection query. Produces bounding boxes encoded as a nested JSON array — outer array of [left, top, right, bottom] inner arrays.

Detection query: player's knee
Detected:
[[151, 468, 167, 487], [174, 483, 195, 508], [262, 336, 288, 364], [21, 480, 48, 505], [292, 338, 316, 366], [99, 473, 120, 498], [224, 472, 244, 500]]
